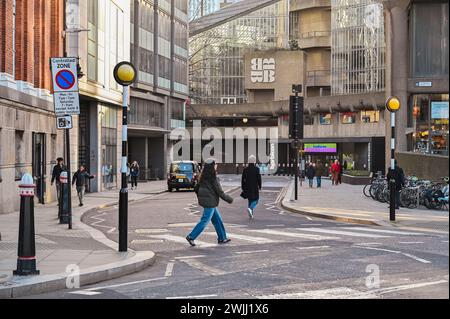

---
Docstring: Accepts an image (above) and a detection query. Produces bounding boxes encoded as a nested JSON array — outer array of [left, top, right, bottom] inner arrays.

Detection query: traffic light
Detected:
[[289, 95, 304, 140]]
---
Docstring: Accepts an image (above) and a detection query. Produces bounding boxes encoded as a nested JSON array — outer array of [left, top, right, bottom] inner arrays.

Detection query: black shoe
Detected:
[[79, 203, 83, 207], [218, 238, 231, 245], [186, 236, 196, 247]]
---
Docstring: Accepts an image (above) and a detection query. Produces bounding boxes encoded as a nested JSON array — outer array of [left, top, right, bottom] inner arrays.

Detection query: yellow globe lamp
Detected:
[[113, 62, 136, 86], [386, 96, 401, 113]]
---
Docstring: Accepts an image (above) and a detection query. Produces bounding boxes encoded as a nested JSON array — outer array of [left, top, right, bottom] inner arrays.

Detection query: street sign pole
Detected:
[[66, 127, 72, 229], [294, 91, 299, 201]]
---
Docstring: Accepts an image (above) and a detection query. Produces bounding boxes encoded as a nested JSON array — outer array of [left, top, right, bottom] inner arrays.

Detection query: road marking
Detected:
[[371, 280, 448, 296], [165, 262, 175, 277], [149, 234, 216, 248], [357, 243, 382, 246], [228, 224, 248, 228], [300, 228, 390, 238], [89, 212, 116, 233], [107, 227, 116, 234], [256, 287, 376, 299], [296, 245, 330, 250], [69, 290, 103, 296], [342, 227, 424, 236], [354, 245, 431, 264], [175, 255, 206, 260], [166, 294, 218, 299], [85, 277, 167, 291], [398, 241, 425, 244], [167, 223, 197, 228], [180, 259, 227, 276], [301, 224, 322, 226], [442, 240, 449, 243], [204, 232, 279, 244], [266, 224, 285, 227], [250, 229, 338, 240], [135, 228, 169, 234], [131, 239, 164, 244], [305, 217, 313, 221], [234, 250, 269, 255]]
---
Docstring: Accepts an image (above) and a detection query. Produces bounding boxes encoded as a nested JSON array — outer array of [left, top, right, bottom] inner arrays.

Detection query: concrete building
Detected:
[[66, 0, 131, 192], [0, 0, 65, 214], [128, 0, 189, 180]]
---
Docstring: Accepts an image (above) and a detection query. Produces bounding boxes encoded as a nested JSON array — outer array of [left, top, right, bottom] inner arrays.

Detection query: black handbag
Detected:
[[240, 191, 247, 199]]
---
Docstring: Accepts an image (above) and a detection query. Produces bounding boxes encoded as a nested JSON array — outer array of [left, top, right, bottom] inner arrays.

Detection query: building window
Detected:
[[410, 2, 449, 77], [319, 113, 332, 125], [100, 105, 118, 189], [341, 112, 356, 124], [304, 114, 314, 126], [361, 110, 380, 123], [88, 0, 98, 81], [129, 98, 163, 127], [409, 94, 449, 156], [110, 3, 125, 90]]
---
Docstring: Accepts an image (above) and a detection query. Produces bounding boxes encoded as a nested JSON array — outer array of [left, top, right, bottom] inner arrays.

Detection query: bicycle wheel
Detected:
[[363, 184, 372, 197]]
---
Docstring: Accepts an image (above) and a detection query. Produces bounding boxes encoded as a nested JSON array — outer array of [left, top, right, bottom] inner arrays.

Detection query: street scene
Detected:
[[0, 0, 449, 307]]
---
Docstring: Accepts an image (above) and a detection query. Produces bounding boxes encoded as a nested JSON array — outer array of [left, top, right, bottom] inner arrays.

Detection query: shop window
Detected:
[[319, 113, 332, 125], [341, 112, 356, 124], [409, 94, 449, 156], [361, 111, 380, 123]]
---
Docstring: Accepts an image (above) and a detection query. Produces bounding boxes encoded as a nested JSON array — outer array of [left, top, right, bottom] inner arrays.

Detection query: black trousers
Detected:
[[131, 176, 138, 188]]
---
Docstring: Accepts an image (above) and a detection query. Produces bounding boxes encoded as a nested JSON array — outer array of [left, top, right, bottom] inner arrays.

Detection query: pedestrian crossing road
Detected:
[[34, 175, 448, 299]]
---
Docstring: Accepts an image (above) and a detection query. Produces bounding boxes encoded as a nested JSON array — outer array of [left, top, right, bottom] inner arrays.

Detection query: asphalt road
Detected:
[[24, 175, 449, 299]]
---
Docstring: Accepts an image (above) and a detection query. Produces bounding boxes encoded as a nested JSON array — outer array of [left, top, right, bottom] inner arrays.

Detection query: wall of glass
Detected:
[[189, 0, 289, 105], [331, 0, 385, 95], [408, 94, 449, 156]]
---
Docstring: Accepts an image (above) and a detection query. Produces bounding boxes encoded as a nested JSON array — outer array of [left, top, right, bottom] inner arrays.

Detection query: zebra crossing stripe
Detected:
[[341, 227, 424, 236], [204, 232, 279, 244], [299, 228, 391, 238], [148, 234, 216, 247], [249, 229, 338, 240]]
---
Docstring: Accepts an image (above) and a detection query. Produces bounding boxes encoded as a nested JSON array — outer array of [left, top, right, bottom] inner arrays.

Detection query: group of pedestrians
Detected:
[[304, 159, 345, 188], [186, 156, 262, 247]]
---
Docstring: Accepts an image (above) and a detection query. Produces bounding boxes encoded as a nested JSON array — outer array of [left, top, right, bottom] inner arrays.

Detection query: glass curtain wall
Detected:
[[331, 0, 385, 95], [189, 0, 289, 105]]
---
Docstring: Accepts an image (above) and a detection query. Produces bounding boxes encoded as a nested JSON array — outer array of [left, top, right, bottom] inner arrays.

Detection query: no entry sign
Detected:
[[51, 57, 80, 116]]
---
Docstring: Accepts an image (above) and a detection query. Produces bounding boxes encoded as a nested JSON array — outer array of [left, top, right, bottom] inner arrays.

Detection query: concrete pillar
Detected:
[[144, 137, 149, 180]]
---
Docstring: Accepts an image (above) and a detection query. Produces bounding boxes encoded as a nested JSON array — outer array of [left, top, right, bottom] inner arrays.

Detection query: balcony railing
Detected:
[[300, 31, 331, 39]]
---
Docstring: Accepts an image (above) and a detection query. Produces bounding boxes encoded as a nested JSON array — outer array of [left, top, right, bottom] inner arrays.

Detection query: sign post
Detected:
[[113, 62, 136, 252], [289, 85, 304, 201], [386, 96, 401, 222], [51, 57, 80, 230]]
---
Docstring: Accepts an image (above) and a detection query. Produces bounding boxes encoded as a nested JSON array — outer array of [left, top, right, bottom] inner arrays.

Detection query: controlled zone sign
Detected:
[[50, 57, 80, 116]]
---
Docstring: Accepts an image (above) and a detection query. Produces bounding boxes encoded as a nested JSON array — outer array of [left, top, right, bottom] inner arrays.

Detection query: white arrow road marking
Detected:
[[354, 245, 431, 264], [180, 259, 227, 276], [250, 229, 338, 240], [300, 228, 390, 238]]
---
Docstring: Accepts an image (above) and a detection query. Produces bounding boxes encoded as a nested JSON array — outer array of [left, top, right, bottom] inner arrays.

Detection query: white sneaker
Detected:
[[247, 208, 254, 219]]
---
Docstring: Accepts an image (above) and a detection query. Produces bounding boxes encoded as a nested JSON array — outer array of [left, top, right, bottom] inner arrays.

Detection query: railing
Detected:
[[300, 31, 331, 39]]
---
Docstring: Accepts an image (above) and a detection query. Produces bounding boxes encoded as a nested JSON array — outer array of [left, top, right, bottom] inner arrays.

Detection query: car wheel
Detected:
[[168, 187, 173, 192]]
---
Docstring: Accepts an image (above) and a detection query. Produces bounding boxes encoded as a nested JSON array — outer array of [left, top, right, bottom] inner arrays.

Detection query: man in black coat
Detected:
[[387, 160, 406, 209], [51, 157, 66, 203], [241, 155, 262, 219], [72, 165, 94, 207]]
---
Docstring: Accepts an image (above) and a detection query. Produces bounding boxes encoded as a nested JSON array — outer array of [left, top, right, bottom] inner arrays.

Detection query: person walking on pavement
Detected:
[[331, 160, 341, 186], [338, 160, 343, 184], [386, 160, 406, 209], [315, 160, 324, 188], [130, 161, 140, 190], [51, 157, 66, 203], [186, 159, 233, 247], [72, 165, 94, 207], [241, 155, 262, 219], [305, 163, 315, 188]]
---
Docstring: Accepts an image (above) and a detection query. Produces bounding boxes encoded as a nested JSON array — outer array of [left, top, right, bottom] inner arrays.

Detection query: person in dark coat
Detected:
[[315, 160, 325, 188], [72, 165, 94, 207], [386, 160, 406, 209], [51, 157, 66, 203], [305, 163, 315, 188], [130, 161, 140, 190], [241, 155, 262, 219], [186, 158, 233, 247]]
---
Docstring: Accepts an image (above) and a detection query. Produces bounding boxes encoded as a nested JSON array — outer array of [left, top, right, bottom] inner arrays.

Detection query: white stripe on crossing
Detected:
[[296, 245, 330, 250], [165, 262, 174, 277], [148, 234, 216, 248], [204, 232, 279, 244], [180, 259, 227, 276], [250, 229, 338, 240], [300, 228, 390, 238], [342, 227, 424, 236]]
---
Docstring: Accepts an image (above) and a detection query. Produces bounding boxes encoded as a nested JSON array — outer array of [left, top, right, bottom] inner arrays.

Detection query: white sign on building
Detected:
[[251, 58, 276, 83]]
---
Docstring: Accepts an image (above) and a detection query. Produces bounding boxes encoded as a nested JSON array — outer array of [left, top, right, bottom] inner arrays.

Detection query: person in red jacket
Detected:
[[331, 160, 341, 186]]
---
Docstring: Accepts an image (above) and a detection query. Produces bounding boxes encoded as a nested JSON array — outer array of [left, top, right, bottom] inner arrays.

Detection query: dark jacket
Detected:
[[387, 166, 406, 191], [51, 164, 66, 183], [196, 177, 233, 208], [130, 165, 140, 177], [241, 164, 262, 201], [315, 163, 325, 177], [72, 170, 94, 187], [306, 165, 315, 179]]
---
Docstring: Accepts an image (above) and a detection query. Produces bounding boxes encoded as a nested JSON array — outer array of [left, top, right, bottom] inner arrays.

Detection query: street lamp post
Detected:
[[113, 62, 136, 252], [386, 96, 401, 222]]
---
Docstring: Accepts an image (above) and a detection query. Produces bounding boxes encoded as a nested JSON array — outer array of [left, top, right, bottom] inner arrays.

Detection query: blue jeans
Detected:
[[316, 176, 322, 188], [188, 207, 227, 241], [248, 199, 258, 210]]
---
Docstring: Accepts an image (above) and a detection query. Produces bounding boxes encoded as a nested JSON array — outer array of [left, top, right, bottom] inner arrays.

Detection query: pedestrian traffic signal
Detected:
[[113, 61, 136, 86], [289, 95, 304, 140], [386, 96, 401, 112]]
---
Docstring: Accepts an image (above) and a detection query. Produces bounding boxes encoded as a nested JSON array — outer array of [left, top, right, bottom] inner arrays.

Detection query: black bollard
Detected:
[[59, 171, 70, 224], [14, 173, 40, 276]]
